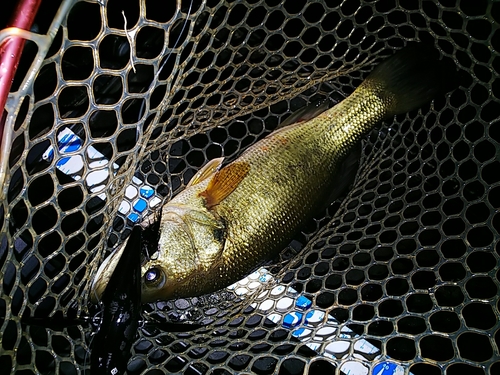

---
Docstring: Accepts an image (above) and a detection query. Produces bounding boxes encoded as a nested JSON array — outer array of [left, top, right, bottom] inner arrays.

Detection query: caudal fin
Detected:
[[366, 43, 457, 116]]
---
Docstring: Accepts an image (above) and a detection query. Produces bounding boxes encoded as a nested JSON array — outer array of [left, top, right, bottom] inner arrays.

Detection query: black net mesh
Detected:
[[1, 0, 499, 374]]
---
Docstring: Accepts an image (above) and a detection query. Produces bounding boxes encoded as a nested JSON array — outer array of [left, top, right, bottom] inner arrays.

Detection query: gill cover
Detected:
[[141, 158, 252, 301]]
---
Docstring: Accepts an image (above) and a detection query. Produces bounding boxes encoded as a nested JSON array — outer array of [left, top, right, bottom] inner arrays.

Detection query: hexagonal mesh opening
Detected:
[[1, 0, 499, 374]]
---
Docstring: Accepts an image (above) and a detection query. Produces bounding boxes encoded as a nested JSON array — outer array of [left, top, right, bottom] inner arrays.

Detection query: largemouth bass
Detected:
[[94, 44, 454, 303]]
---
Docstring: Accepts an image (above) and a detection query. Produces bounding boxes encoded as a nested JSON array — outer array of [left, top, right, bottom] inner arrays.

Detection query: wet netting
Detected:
[[1, 0, 499, 374]]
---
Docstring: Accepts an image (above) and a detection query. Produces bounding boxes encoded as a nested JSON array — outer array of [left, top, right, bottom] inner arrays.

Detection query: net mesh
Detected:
[[1, 0, 499, 374]]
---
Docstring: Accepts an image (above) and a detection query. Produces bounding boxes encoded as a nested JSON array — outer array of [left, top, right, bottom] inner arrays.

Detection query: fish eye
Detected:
[[144, 267, 165, 288]]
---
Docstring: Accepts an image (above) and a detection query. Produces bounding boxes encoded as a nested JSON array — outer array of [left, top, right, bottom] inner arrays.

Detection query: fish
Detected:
[[91, 44, 454, 303]]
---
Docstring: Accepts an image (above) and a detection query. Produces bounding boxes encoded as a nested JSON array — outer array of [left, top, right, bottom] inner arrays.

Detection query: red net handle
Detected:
[[0, 0, 42, 142]]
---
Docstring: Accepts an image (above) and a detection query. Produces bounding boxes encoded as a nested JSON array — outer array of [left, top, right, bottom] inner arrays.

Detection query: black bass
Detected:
[[131, 45, 453, 302]]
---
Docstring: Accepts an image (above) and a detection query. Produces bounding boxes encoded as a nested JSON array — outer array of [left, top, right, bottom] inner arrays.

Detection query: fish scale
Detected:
[[188, 81, 389, 295], [135, 44, 455, 302]]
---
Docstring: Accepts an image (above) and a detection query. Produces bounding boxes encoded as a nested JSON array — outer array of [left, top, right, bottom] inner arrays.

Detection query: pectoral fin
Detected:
[[200, 162, 250, 208], [187, 157, 225, 187]]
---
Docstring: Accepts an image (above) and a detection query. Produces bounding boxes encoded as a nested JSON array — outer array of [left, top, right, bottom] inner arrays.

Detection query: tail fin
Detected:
[[366, 43, 457, 116]]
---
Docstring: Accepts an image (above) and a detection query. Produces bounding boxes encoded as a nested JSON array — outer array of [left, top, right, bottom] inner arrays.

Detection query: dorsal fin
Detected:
[[276, 99, 331, 130], [187, 157, 224, 187], [200, 162, 250, 208]]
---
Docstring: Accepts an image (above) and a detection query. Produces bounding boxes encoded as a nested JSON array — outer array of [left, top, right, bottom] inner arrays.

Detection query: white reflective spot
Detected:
[[248, 281, 261, 289], [271, 285, 285, 296], [267, 313, 281, 324], [339, 361, 369, 375], [118, 201, 131, 214], [125, 185, 138, 199], [314, 326, 336, 338], [354, 339, 379, 355], [325, 340, 350, 354], [276, 297, 294, 312], [258, 299, 274, 312], [234, 287, 248, 296]]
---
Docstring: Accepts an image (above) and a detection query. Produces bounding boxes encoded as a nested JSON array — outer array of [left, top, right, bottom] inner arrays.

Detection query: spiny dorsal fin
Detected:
[[200, 161, 250, 208], [276, 99, 331, 129], [187, 157, 224, 187]]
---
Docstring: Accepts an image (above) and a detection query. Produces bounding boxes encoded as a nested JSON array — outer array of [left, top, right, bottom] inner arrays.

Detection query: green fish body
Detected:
[[119, 45, 453, 302]]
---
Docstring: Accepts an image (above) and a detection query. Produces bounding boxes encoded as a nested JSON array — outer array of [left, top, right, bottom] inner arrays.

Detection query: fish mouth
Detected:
[[90, 238, 129, 303]]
